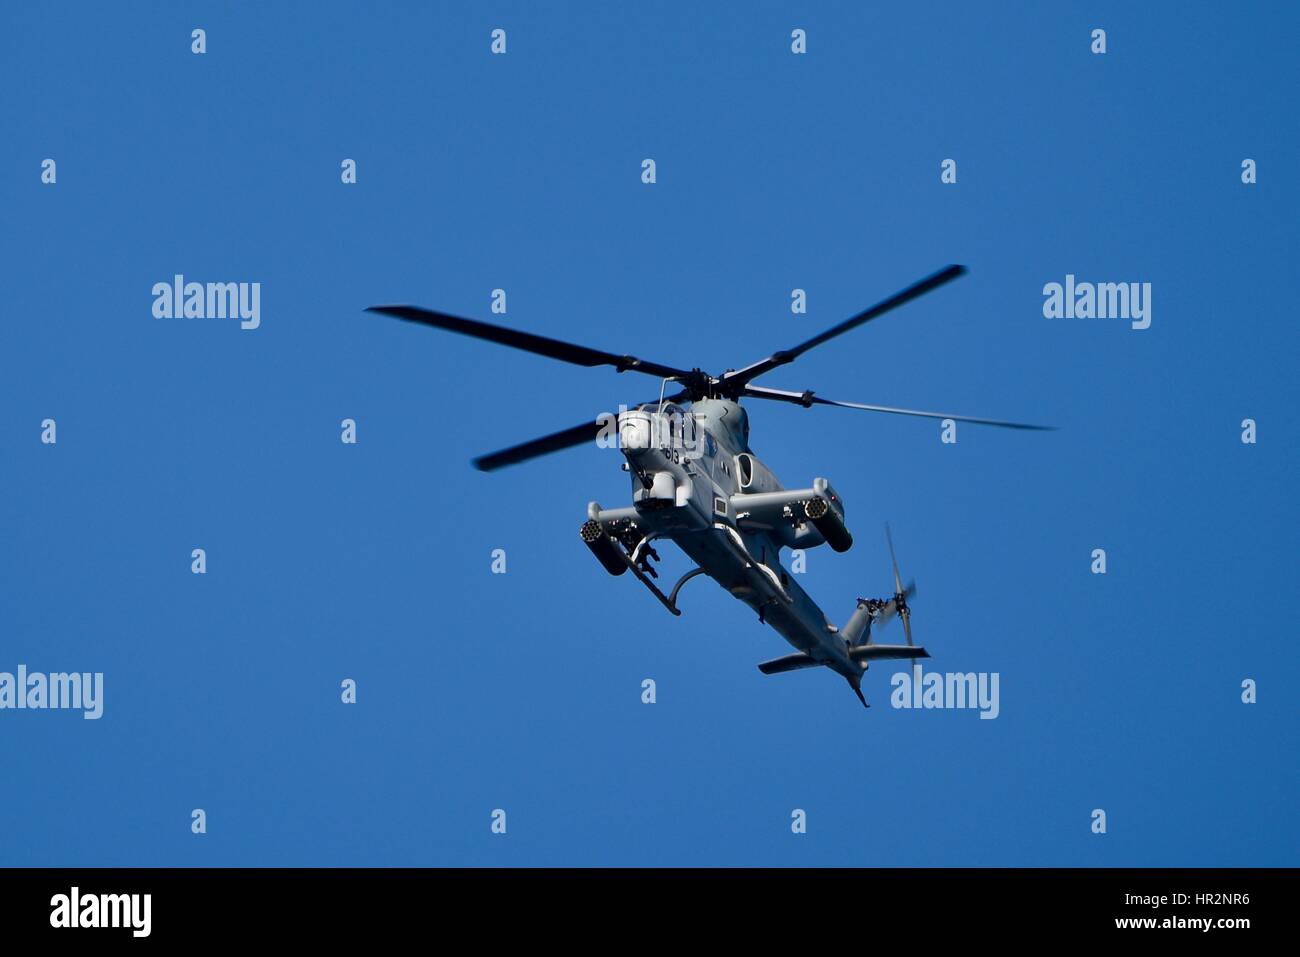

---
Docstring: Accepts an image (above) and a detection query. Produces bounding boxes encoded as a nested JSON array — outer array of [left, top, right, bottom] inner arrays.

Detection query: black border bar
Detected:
[[0, 867, 1288, 942]]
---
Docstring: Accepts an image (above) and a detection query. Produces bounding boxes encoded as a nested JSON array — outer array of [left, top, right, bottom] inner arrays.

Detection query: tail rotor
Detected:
[[870, 524, 918, 666], [841, 526, 926, 708], [884, 523, 914, 650]]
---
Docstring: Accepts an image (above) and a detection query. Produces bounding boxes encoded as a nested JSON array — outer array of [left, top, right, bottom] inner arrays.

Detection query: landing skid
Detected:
[[617, 541, 682, 616], [585, 524, 708, 617]]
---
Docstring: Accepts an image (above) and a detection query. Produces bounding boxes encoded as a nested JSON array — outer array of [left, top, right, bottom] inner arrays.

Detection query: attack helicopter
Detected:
[[368, 265, 1051, 707]]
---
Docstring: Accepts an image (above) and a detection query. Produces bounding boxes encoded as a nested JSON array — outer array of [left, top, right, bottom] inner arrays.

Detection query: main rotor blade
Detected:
[[473, 418, 610, 472], [722, 264, 967, 387], [367, 305, 692, 382], [473, 392, 689, 471], [743, 385, 1055, 431]]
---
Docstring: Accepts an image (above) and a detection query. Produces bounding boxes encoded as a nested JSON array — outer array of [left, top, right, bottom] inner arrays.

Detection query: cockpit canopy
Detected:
[[687, 398, 749, 454]]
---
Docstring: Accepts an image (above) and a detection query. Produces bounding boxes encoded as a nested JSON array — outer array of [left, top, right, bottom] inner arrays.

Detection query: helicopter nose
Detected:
[[618, 410, 655, 452], [618, 410, 653, 451]]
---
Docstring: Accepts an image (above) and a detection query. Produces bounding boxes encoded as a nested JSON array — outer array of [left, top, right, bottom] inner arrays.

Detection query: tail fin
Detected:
[[848, 675, 869, 708]]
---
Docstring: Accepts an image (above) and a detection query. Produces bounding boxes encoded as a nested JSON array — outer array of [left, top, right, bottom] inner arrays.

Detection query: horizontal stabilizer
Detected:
[[849, 644, 930, 662], [757, 653, 822, 675]]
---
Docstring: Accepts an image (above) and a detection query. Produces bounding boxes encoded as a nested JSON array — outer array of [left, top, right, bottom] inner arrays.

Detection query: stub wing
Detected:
[[849, 644, 929, 662], [758, 645, 929, 676], [730, 489, 815, 529], [756, 652, 821, 675], [730, 478, 849, 551]]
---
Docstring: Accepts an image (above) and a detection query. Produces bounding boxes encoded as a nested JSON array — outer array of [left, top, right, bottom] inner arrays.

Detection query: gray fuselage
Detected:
[[607, 398, 859, 681]]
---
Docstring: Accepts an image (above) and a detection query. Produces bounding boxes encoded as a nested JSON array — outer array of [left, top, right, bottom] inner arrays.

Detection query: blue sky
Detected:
[[2, 2, 1295, 866]]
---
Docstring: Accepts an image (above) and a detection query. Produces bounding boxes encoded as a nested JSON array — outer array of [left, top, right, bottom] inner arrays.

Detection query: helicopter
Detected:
[[368, 264, 1051, 708]]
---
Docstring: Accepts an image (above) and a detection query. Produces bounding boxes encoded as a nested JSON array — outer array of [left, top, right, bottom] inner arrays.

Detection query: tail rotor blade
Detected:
[[875, 599, 897, 629], [885, 523, 903, 595], [881, 526, 915, 646]]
